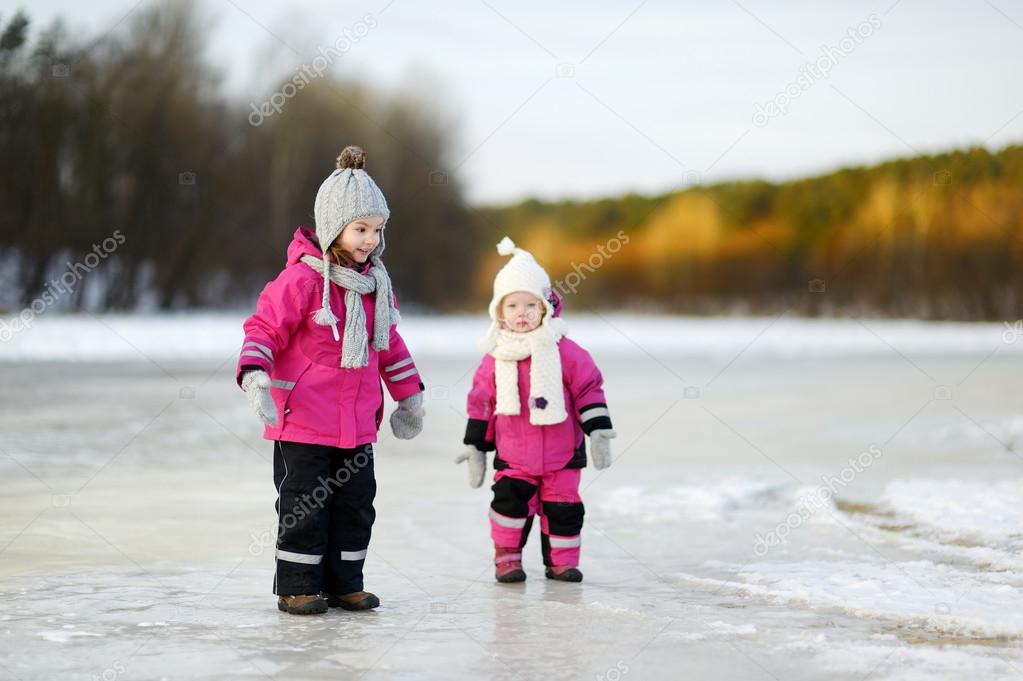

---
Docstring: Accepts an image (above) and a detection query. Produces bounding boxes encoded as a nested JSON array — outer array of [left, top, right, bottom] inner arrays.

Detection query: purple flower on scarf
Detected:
[[532, 396, 548, 410]]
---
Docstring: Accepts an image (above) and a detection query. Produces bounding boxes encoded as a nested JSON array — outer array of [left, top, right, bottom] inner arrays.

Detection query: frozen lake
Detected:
[[2, 314, 1022, 680]]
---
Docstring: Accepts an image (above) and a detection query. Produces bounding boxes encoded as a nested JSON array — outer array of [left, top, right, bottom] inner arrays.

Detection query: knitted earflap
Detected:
[[314, 252, 341, 340]]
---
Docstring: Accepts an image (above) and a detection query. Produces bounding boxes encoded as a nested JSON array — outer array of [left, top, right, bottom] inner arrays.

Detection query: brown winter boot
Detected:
[[324, 591, 381, 611], [277, 594, 328, 615], [495, 546, 526, 583], [545, 566, 583, 582]]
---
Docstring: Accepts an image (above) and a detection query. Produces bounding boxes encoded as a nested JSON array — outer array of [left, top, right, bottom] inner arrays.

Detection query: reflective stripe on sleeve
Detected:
[[243, 342, 274, 361], [388, 368, 418, 382], [384, 357, 414, 372], [240, 350, 271, 363]]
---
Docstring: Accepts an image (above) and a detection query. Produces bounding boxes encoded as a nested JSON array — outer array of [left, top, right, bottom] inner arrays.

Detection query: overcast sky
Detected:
[[20, 0, 1023, 204]]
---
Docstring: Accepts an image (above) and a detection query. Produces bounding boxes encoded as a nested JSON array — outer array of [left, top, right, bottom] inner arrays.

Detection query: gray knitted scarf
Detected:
[[300, 254, 400, 368]]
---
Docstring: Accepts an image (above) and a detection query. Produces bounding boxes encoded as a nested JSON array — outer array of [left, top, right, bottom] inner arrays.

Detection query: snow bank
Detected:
[[678, 558, 1023, 638], [602, 476, 1023, 571], [1, 312, 1020, 361], [880, 479, 1023, 545]]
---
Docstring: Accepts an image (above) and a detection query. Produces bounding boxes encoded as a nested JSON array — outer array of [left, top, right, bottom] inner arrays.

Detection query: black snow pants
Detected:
[[272, 440, 376, 596]]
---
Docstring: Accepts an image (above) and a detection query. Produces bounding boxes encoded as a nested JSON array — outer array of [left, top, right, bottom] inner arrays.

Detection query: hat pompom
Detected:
[[496, 236, 516, 256], [337, 146, 367, 170]]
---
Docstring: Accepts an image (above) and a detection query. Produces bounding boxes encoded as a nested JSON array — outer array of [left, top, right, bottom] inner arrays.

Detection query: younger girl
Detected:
[[456, 237, 616, 582], [238, 146, 425, 615]]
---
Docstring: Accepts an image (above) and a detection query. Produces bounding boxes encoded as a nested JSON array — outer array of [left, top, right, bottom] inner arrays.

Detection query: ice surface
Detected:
[[1, 316, 1022, 679]]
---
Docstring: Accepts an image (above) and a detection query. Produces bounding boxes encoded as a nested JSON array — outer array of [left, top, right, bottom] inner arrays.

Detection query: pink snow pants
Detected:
[[488, 467, 584, 568]]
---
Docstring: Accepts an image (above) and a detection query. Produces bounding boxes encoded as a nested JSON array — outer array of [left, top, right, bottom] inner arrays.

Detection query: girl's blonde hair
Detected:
[[327, 238, 358, 268]]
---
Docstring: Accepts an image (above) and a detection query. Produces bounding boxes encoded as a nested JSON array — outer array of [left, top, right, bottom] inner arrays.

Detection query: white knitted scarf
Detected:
[[300, 254, 399, 368], [482, 321, 567, 426]]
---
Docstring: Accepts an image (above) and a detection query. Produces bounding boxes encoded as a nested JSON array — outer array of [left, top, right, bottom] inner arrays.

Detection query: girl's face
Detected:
[[500, 291, 545, 332], [331, 216, 384, 264]]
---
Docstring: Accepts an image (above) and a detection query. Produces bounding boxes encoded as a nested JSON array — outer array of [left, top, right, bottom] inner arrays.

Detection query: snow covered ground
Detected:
[[1, 313, 1022, 680], [2, 312, 1023, 362]]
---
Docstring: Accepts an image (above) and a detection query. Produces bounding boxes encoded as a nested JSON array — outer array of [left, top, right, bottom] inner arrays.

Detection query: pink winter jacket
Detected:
[[236, 227, 423, 448], [464, 335, 613, 475]]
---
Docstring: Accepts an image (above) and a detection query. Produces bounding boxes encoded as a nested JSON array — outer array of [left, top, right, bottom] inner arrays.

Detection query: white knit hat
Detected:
[[486, 237, 563, 332], [311, 145, 390, 326], [482, 238, 569, 424]]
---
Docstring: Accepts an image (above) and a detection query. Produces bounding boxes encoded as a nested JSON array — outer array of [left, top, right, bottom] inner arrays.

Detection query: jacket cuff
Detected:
[[237, 340, 275, 386], [237, 364, 264, 386], [389, 380, 424, 402], [463, 418, 495, 452], [236, 364, 269, 388], [381, 356, 423, 401], [579, 403, 613, 435]]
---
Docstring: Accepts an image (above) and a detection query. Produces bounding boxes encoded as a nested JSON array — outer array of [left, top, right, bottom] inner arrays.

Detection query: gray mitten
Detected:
[[390, 392, 425, 440], [241, 370, 278, 427], [453, 445, 486, 488], [590, 429, 617, 470]]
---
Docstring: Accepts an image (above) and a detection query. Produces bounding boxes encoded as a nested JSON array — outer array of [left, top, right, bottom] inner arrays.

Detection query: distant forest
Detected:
[[2, 2, 1021, 320], [479, 145, 1023, 319], [0, 3, 476, 312]]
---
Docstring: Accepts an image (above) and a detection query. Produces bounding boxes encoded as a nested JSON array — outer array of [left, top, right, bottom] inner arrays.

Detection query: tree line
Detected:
[[477, 145, 1023, 320], [3, 1, 1020, 320], [0, 1, 477, 313]]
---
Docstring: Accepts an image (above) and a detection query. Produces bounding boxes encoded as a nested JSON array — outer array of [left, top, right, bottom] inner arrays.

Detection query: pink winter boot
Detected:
[[494, 546, 526, 583]]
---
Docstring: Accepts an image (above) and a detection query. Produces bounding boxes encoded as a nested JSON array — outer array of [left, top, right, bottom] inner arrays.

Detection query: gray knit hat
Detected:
[[311, 145, 391, 326]]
